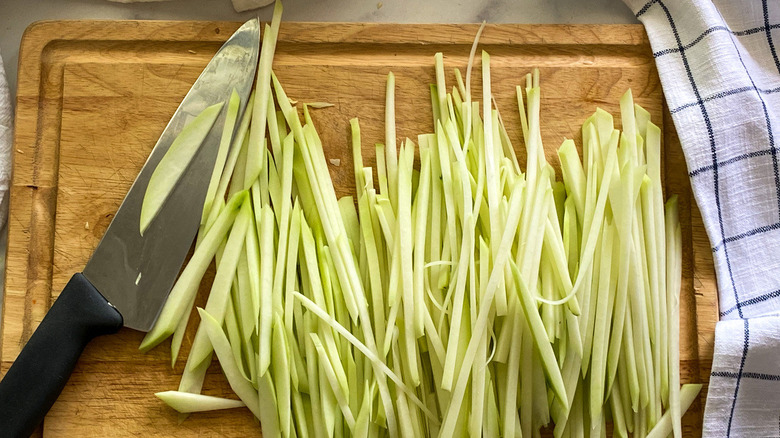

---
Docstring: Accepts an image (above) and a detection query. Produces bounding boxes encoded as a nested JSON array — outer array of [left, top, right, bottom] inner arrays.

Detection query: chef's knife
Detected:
[[0, 19, 260, 437]]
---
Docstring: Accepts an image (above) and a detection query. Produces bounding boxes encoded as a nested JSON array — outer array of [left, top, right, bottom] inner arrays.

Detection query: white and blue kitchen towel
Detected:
[[0, 52, 12, 315], [0, 53, 11, 232], [623, 0, 780, 436]]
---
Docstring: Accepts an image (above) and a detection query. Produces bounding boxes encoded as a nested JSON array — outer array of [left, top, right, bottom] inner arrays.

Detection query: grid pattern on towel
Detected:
[[624, 0, 780, 436]]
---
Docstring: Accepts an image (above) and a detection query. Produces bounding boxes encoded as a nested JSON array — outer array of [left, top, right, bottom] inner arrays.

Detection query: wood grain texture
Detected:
[[2, 20, 714, 436]]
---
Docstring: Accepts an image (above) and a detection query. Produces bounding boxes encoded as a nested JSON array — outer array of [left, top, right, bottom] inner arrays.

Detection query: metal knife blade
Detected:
[[83, 19, 260, 332]]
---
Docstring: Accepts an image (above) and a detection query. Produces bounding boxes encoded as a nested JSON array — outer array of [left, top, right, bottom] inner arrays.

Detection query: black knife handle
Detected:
[[0, 273, 123, 437]]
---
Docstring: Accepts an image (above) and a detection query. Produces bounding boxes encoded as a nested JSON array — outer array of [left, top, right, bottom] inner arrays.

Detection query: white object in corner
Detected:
[[232, 0, 274, 12], [0, 52, 13, 231], [107, 0, 171, 3]]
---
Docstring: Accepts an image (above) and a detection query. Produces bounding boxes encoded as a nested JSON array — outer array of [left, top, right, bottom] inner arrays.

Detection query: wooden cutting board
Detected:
[[4, 20, 718, 436]]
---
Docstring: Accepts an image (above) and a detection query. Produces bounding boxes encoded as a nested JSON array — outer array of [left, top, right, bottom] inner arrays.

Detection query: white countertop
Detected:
[[0, 0, 638, 96]]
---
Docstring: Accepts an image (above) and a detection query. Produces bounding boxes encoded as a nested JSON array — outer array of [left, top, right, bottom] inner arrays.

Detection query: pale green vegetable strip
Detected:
[[495, 106, 520, 174], [580, 123, 599, 256], [641, 174, 663, 414], [563, 196, 579, 277], [629, 207, 653, 413], [155, 391, 245, 413], [358, 189, 387, 354], [317, 305, 350, 406], [385, 72, 399, 212], [512, 260, 567, 405], [170, 299, 193, 367], [440, 215, 474, 390], [229, 134, 249, 197], [502, 299, 523, 438], [620, 89, 637, 152], [304, 102, 334, 109], [197, 308, 268, 424], [202, 92, 254, 234], [542, 130, 619, 307], [396, 142, 420, 386], [558, 139, 586, 221], [436, 122, 459, 269], [350, 119, 365, 198], [569, 384, 584, 438], [541, 256, 556, 342], [245, 210, 262, 332], [284, 203, 302, 350], [236, 250, 254, 342], [434, 53, 448, 125], [438, 183, 524, 435], [623, 303, 641, 411], [454, 70, 465, 107], [634, 103, 650, 139], [273, 315, 293, 437], [524, 83, 544, 189], [258, 205, 276, 376], [590, 220, 616, 422], [286, 131, 403, 436], [258, 373, 282, 437], [666, 195, 682, 438], [184, 199, 251, 369], [516, 86, 529, 146], [292, 150, 324, 235], [376, 143, 389, 198], [174, 355, 210, 424], [319, 357, 337, 436], [300, 218, 329, 310], [463, 22, 485, 148], [299, 125, 361, 322], [610, 379, 629, 438], [551, 340, 582, 438], [201, 89, 241, 226], [270, 133, 295, 318], [224, 295, 246, 381], [482, 52, 502, 263], [294, 292, 437, 423], [139, 191, 247, 351], [647, 121, 669, 407], [391, 335, 419, 438], [267, 89, 282, 164], [606, 158, 634, 394], [539, 215, 581, 317], [346, 348, 359, 428], [275, 106, 332, 243], [646, 384, 702, 438], [303, 318, 327, 438], [413, 144, 432, 337], [518, 173, 550, 300], [484, 371, 500, 438], [267, 151, 283, 222], [339, 197, 360, 253], [309, 333, 355, 429], [430, 84, 441, 137], [141, 102, 224, 235], [354, 386, 372, 437], [375, 196, 395, 246], [291, 391, 311, 438], [618, 353, 635, 434], [469, 246, 489, 438], [244, 1, 283, 188], [519, 328, 533, 438], [531, 342, 551, 429]]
